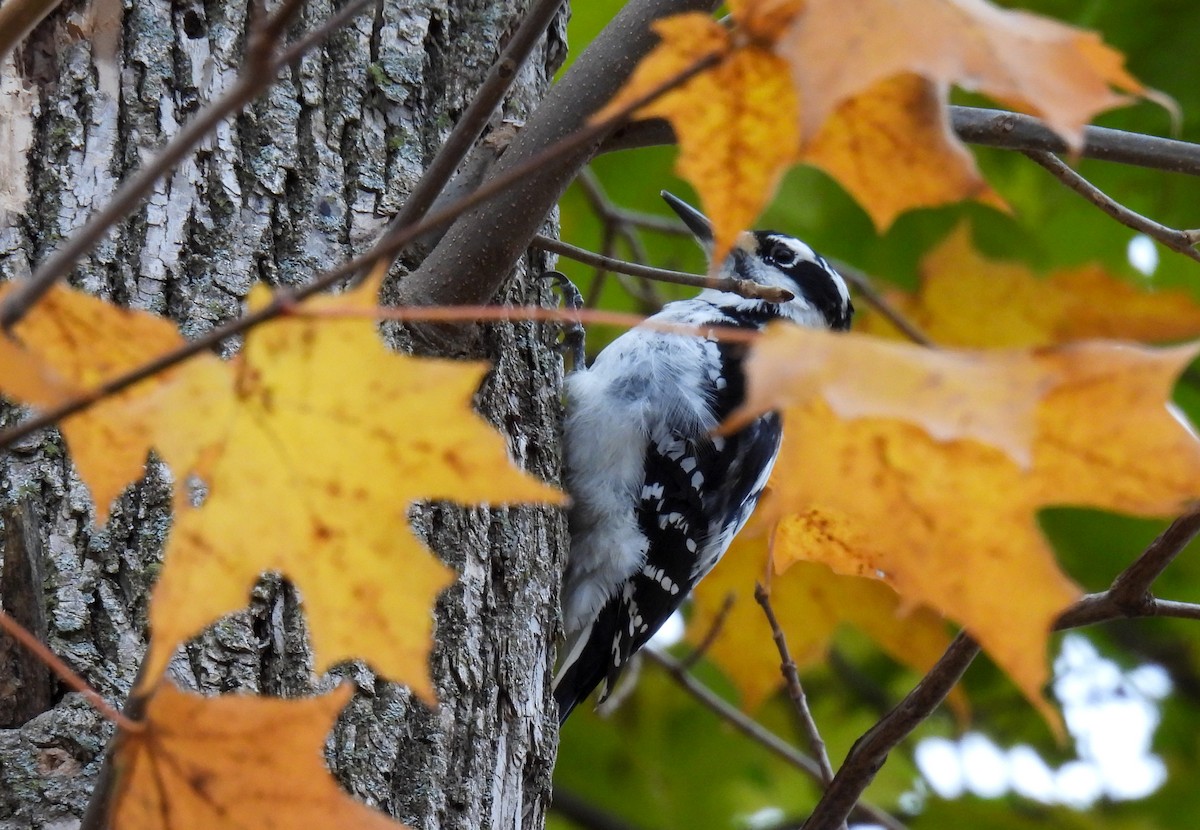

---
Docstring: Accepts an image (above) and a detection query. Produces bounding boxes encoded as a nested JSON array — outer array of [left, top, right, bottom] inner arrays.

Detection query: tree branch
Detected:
[[551, 789, 646, 830], [1109, 505, 1200, 606], [382, 0, 567, 241], [0, 51, 722, 452], [1023, 150, 1200, 263], [390, 0, 721, 321], [0, 0, 64, 59], [828, 259, 934, 347], [646, 651, 906, 830], [0, 609, 138, 732], [802, 507, 1200, 830], [532, 234, 795, 301], [599, 107, 1200, 178], [950, 106, 1200, 176]]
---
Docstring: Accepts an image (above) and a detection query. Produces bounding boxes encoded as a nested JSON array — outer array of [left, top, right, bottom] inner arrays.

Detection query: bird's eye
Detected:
[[770, 243, 798, 267]]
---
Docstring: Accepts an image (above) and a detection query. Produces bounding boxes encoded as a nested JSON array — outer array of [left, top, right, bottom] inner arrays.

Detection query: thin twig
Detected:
[[802, 633, 980, 830], [0, 0, 352, 330], [0, 608, 140, 732], [576, 169, 664, 308], [391, 0, 720, 315], [1152, 599, 1200, 621], [755, 583, 836, 786], [679, 591, 735, 670], [533, 235, 794, 302], [273, 0, 376, 66], [1023, 150, 1200, 264], [0, 52, 724, 452], [829, 259, 934, 347], [551, 789, 646, 830], [802, 507, 1200, 830], [0, 0, 63, 59], [647, 651, 907, 830]]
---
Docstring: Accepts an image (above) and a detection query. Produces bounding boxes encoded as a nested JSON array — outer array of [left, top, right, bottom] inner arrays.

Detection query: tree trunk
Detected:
[[0, 0, 568, 827]]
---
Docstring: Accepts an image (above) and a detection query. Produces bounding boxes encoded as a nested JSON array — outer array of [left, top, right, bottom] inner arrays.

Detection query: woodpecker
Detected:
[[554, 192, 853, 723]]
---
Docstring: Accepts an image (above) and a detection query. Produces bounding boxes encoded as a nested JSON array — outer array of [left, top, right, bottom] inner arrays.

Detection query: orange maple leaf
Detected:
[[729, 325, 1200, 723], [862, 224, 1200, 346], [803, 74, 1007, 230], [112, 684, 404, 830], [0, 280, 563, 699], [597, 0, 1143, 240], [690, 517, 966, 717], [594, 13, 799, 264], [781, 0, 1143, 150]]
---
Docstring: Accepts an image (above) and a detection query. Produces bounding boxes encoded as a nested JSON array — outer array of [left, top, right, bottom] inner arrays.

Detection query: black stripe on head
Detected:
[[791, 260, 853, 331], [755, 233, 853, 331]]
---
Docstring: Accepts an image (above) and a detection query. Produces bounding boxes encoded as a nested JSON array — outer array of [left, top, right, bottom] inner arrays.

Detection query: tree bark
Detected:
[[0, 0, 568, 827]]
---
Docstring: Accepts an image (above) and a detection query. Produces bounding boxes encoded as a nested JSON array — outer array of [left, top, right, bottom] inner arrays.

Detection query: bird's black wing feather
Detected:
[[554, 374, 782, 724]]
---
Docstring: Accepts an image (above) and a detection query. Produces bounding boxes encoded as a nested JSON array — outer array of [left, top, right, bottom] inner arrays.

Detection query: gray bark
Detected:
[[0, 0, 568, 827]]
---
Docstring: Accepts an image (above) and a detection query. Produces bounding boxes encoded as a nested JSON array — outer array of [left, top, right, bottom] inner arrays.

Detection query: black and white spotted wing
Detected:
[[553, 404, 782, 723]]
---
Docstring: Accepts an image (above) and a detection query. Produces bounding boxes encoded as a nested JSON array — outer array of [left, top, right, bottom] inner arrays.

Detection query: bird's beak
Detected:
[[661, 191, 713, 250]]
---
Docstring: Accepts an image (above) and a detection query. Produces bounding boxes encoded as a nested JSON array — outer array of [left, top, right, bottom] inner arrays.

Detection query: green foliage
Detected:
[[553, 2, 1200, 829]]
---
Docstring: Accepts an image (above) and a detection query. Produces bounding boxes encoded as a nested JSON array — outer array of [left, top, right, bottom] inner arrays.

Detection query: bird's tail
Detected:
[[552, 620, 612, 725]]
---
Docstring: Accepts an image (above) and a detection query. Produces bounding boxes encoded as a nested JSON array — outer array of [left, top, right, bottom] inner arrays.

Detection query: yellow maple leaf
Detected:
[[597, 0, 1133, 245], [781, 0, 1143, 150], [0, 280, 562, 698], [803, 74, 1007, 230], [730, 325, 1200, 722], [0, 333, 75, 406], [0, 283, 232, 523], [112, 684, 404, 830], [140, 284, 565, 698], [594, 13, 799, 264], [690, 520, 965, 717], [863, 224, 1200, 346]]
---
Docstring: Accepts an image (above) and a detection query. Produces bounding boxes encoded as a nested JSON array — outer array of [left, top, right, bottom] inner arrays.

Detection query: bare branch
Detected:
[[0, 0, 64, 59], [802, 634, 980, 830], [382, 0, 567, 240], [532, 235, 795, 302], [755, 584, 836, 786], [551, 789, 646, 830], [0, 52, 723, 452], [646, 651, 907, 830], [391, 0, 722, 318], [600, 107, 1200, 179], [1023, 150, 1200, 264], [1109, 506, 1200, 606], [576, 169, 665, 308], [803, 507, 1200, 830], [951, 106, 1200, 177], [680, 591, 734, 670], [1152, 599, 1200, 621], [829, 259, 935, 347]]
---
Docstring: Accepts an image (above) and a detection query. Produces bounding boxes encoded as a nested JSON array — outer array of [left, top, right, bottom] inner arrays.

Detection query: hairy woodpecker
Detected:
[[555, 192, 853, 723]]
